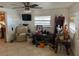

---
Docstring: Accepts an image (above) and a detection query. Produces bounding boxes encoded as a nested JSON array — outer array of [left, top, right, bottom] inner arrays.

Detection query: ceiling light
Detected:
[[24, 10, 31, 14]]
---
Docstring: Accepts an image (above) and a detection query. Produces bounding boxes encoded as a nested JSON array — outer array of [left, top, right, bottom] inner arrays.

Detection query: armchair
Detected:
[[15, 25, 28, 42]]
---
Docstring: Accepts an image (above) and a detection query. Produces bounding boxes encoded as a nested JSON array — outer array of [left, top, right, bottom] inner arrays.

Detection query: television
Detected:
[[22, 14, 31, 21]]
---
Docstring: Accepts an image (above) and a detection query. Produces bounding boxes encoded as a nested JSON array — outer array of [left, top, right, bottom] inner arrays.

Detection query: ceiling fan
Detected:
[[13, 2, 42, 10]]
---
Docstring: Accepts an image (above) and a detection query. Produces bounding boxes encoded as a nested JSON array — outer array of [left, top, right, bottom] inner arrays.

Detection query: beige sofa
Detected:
[[15, 25, 28, 42]]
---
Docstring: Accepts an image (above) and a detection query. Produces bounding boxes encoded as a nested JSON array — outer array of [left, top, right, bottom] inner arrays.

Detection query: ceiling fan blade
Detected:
[[31, 4, 38, 7], [32, 7, 42, 9], [30, 4, 38, 8], [13, 7, 24, 9]]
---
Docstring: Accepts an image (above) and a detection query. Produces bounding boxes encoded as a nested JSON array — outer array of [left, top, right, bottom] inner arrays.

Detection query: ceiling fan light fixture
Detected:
[[24, 10, 31, 14]]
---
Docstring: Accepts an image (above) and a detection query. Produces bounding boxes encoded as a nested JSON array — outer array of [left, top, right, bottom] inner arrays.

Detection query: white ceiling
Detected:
[[0, 2, 74, 10]]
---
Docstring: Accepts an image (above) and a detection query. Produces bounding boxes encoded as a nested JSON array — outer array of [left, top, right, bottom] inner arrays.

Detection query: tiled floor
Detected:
[[0, 38, 68, 56]]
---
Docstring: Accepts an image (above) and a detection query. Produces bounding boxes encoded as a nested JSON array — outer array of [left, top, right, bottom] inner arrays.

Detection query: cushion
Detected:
[[19, 33, 26, 36]]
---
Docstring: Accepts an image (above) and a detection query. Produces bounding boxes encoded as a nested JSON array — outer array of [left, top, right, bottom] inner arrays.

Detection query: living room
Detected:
[[0, 2, 79, 56]]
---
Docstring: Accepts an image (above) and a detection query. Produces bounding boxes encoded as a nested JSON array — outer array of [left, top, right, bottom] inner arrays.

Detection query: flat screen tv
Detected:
[[22, 14, 31, 21]]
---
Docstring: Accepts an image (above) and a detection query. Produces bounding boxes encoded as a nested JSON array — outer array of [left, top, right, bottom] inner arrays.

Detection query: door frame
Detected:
[[0, 11, 7, 42]]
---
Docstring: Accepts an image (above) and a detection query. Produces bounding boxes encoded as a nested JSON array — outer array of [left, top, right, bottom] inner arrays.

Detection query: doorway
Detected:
[[0, 11, 6, 43]]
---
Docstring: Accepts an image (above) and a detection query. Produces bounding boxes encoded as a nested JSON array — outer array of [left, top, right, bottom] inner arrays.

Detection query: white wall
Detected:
[[69, 3, 79, 55], [0, 8, 21, 42], [0, 8, 69, 42], [18, 8, 69, 33]]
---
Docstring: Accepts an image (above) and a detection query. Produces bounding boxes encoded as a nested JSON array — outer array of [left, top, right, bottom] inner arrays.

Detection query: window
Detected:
[[69, 22, 76, 33], [34, 16, 51, 27]]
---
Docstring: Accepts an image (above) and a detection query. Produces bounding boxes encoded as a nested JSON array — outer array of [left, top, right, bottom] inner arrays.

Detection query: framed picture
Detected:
[[36, 25, 43, 30]]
